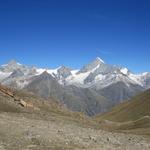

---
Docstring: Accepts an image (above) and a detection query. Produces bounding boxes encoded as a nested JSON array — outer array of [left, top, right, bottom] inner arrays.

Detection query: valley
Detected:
[[1, 0, 150, 149], [0, 84, 150, 149], [0, 59, 150, 149]]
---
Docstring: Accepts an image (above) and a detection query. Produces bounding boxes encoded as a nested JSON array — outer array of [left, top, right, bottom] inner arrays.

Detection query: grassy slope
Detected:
[[94, 89, 150, 135], [0, 86, 96, 128], [97, 89, 150, 122]]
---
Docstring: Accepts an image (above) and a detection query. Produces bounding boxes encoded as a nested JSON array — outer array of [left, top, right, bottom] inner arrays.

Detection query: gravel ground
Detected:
[[0, 112, 150, 150]]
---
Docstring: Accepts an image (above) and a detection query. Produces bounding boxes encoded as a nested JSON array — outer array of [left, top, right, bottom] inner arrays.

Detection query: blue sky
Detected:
[[0, 0, 150, 73]]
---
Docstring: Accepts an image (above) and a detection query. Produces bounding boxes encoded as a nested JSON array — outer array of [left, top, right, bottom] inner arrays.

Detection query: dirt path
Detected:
[[0, 112, 150, 150]]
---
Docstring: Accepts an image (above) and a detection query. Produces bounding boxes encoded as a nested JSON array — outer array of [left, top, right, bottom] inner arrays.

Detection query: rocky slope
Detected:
[[1, 112, 150, 150], [0, 58, 149, 115], [95, 89, 150, 135], [25, 71, 111, 116], [0, 86, 150, 150], [98, 89, 150, 122], [96, 81, 144, 104]]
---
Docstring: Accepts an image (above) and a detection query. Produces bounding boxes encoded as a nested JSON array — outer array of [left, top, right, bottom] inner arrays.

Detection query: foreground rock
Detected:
[[0, 113, 150, 150]]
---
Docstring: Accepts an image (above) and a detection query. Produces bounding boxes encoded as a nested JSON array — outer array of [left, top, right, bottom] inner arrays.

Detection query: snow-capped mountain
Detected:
[[0, 57, 149, 115], [58, 57, 149, 89], [0, 57, 149, 89]]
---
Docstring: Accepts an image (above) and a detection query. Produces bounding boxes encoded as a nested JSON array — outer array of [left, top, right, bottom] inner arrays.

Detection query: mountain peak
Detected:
[[95, 57, 105, 63], [41, 70, 50, 76], [1, 60, 25, 72], [79, 57, 105, 73], [58, 65, 72, 71], [9, 59, 17, 64], [57, 65, 72, 79], [7, 59, 21, 66], [38, 71, 55, 80]]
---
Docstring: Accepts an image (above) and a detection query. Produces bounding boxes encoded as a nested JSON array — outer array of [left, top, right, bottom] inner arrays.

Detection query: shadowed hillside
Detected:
[[95, 89, 150, 135], [98, 89, 150, 122], [0, 85, 150, 149]]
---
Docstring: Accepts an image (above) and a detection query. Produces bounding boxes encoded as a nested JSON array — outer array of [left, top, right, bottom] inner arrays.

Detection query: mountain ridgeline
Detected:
[[98, 89, 150, 122], [0, 58, 149, 116], [95, 89, 150, 135]]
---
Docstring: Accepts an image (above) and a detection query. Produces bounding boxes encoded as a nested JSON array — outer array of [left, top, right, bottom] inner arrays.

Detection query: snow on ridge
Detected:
[[1, 64, 8, 67], [141, 72, 149, 76], [71, 70, 79, 75], [17, 62, 22, 66], [0, 58, 149, 89], [91, 64, 100, 72], [66, 71, 90, 85], [128, 73, 143, 86], [0, 71, 12, 81], [66, 64, 101, 85], [36, 68, 46, 75], [95, 74, 105, 81], [1, 61, 22, 67], [96, 57, 105, 63], [47, 67, 60, 75], [36, 66, 61, 77], [120, 68, 128, 75]]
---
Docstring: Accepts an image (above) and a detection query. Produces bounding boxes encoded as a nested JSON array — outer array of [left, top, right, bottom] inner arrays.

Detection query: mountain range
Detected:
[[1, 82, 149, 149], [0, 58, 149, 115]]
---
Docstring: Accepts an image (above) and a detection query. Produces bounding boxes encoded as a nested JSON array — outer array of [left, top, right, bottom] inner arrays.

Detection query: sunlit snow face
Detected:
[[0, 58, 149, 89]]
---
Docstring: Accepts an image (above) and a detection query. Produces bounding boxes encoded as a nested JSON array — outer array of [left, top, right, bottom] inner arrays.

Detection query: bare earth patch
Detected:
[[0, 112, 150, 150]]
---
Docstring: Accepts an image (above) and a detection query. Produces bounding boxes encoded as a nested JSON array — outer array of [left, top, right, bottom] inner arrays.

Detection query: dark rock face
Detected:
[[79, 57, 104, 73], [57, 66, 72, 79], [96, 81, 144, 105], [8, 69, 24, 78], [25, 72, 111, 116], [0, 58, 149, 116]]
